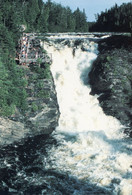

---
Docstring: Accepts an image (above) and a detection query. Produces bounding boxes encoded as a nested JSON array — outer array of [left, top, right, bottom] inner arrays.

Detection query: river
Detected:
[[0, 34, 131, 194]]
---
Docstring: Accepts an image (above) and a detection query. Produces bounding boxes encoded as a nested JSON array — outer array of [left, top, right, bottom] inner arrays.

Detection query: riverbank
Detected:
[[89, 35, 132, 136]]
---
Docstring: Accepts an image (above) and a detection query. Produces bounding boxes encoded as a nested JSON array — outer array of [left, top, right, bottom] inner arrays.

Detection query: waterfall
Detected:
[[44, 35, 132, 195]]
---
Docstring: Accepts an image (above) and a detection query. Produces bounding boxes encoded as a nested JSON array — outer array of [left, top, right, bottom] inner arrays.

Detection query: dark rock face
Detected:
[[24, 69, 60, 136], [89, 35, 132, 136]]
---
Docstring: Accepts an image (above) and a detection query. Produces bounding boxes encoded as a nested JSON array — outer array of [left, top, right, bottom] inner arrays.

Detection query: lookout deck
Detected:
[[18, 53, 52, 64], [16, 33, 52, 65]]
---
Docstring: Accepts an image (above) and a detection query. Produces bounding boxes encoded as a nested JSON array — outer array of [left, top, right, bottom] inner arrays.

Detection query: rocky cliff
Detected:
[[24, 66, 60, 136], [89, 35, 132, 136], [0, 40, 60, 147]]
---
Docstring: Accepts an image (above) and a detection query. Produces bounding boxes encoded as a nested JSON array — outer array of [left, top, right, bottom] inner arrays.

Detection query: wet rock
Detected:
[[0, 117, 29, 146], [89, 35, 132, 136], [25, 72, 60, 136]]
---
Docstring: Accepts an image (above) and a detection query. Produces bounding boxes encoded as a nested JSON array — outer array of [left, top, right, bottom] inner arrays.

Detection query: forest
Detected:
[[89, 2, 132, 32], [0, 0, 131, 116], [0, 0, 88, 33], [0, 0, 88, 116]]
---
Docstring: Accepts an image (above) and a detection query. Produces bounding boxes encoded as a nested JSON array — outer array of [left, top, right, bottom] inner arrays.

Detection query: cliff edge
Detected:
[[89, 35, 132, 136]]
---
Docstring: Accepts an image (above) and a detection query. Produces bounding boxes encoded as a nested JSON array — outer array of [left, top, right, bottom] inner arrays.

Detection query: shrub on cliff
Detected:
[[29, 62, 51, 80], [0, 58, 27, 116]]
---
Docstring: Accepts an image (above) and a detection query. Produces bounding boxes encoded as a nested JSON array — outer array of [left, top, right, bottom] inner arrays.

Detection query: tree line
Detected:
[[89, 2, 132, 33], [0, 0, 88, 33]]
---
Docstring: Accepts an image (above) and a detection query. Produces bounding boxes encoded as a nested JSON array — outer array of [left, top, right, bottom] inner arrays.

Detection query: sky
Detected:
[[43, 0, 131, 21]]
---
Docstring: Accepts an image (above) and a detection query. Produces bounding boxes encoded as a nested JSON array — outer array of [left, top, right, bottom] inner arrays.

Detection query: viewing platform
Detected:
[[16, 33, 52, 66], [18, 53, 52, 65]]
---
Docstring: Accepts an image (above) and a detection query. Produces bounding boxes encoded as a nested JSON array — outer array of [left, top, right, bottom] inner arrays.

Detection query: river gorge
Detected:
[[0, 33, 132, 195]]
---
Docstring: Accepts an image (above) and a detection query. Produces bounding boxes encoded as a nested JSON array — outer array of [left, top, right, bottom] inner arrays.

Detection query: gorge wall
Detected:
[[0, 38, 60, 147], [89, 35, 132, 136], [0, 71, 60, 146]]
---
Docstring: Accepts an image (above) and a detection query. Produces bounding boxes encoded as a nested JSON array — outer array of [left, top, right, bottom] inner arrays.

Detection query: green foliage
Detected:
[[37, 90, 50, 98], [42, 49, 47, 54], [37, 58, 42, 64], [73, 8, 88, 32], [29, 62, 51, 80], [90, 2, 132, 33], [36, 80, 44, 89], [106, 56, 111, 62], [43, 1, 88, 32], [0, 0, 89, 34], [31, 102, 38, 112], [29, 74, 38, 82], [0, 0, 29, 116], [0, 58, 27, 116], [0, 0, 89, 117]]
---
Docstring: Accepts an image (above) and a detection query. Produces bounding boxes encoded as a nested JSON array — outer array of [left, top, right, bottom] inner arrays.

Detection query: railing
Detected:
[[17, 33, 52, 65], [19, 53, 52, 64]]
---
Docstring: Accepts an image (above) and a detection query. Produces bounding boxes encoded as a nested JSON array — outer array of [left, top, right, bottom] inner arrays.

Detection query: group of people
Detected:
[[17, 33, 42, 65], [20, 35, 28, 65], [16, 33, 52, 66]]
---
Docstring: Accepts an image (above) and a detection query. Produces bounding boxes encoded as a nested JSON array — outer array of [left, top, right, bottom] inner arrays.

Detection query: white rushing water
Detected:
[[44, 36, 132, 195]]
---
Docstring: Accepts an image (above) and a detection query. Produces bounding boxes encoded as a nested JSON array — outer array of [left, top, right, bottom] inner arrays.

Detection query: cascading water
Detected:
[[44, 35, 132, 195]]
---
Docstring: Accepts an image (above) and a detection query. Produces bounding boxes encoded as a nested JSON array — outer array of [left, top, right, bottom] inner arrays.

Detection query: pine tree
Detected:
[[90, 2, 132, 33], [66, 7, 76, 31]]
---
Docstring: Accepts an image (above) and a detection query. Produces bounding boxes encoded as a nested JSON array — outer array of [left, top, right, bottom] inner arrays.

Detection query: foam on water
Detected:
[[46, 32, 111, 40], [44, 37, 132, 195]]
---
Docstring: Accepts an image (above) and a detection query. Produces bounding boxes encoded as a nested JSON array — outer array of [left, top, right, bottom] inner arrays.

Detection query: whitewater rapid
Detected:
[[44, 36, 132, 195]]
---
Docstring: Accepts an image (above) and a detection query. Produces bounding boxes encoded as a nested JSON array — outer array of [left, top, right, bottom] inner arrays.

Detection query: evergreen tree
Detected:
[[74, 8, 88, 32], [25, 0, 40, 31], [90, 2, 132, 33], [66, 7, 76, 32], [0, 0, 89, 117]]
